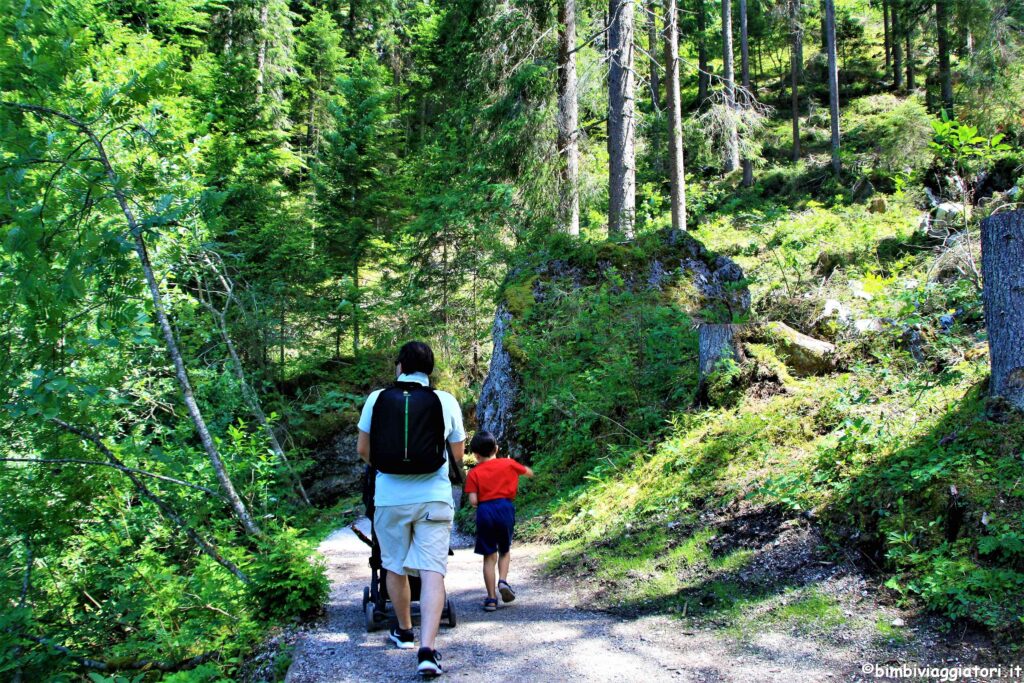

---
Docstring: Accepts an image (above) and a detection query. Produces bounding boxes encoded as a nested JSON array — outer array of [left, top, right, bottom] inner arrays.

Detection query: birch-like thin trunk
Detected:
[[721, 0, 740, 173], [824, 0, 841, 176], [664, 0, 687, 231], [558, 0, 580, 236], [4, 104, 264, 537], [608, 0, 637, 239], [790, 0, 803, 162], [198, 263, 311, 507], [739, 0, 753, 187]]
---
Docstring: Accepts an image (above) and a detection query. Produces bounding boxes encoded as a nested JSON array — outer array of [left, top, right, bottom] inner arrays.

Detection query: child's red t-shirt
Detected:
[[464, 458, 528, 502]]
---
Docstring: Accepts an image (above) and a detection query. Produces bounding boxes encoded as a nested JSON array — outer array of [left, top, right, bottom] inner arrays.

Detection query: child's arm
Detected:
[[468, 492, 479, 507], [521, 466, 534, 478]]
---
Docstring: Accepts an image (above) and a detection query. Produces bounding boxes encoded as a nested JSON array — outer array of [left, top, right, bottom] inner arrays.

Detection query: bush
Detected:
[[844, 94, 934, 184], [247, 526, 329, 622]]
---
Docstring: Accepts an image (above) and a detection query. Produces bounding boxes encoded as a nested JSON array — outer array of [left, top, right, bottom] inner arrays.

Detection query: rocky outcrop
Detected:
[[304, 431, 365, 505], [477, 305, 517, 447], [476, 229, 751, 449]]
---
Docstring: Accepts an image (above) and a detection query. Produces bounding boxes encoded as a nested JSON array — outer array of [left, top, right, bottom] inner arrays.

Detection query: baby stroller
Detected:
[[356, 465, 457, 632]]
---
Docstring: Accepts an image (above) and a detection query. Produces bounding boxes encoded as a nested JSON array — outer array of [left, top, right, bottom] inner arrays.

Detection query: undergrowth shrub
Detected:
[[844, 94, 934, 187], [247, 526, 329, 622]]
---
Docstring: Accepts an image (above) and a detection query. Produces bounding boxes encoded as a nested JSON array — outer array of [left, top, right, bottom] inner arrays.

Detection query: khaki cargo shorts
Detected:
[[373, 501, 453, 577]]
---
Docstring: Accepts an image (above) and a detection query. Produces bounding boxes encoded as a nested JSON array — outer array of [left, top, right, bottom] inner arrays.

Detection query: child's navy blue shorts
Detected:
[[474, 498, 515, 556]]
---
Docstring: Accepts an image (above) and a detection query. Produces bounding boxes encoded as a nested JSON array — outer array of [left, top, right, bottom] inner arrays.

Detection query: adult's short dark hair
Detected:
[[396, 341, 435, 376], [470, 430, 498, 457]]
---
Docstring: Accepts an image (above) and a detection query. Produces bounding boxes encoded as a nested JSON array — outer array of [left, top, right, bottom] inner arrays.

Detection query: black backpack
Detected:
[[369, 382, 447, 475]]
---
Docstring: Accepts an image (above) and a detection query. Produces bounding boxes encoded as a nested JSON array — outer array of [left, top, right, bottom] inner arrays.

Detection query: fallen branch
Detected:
[[350, 522, 373, 548]]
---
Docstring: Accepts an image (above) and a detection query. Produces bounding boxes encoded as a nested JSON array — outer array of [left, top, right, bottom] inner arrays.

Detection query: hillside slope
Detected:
[[485, 96, 1023, 650]]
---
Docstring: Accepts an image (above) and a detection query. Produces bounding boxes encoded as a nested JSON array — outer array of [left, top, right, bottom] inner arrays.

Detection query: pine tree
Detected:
[[608, 0, 637, 238]]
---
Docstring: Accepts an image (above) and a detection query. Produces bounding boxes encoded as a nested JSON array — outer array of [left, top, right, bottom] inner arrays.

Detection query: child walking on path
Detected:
[[464, 431, 533, 612]]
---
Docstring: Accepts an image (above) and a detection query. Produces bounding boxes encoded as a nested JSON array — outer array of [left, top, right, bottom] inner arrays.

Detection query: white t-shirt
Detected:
[[357, 372, 466, 507]]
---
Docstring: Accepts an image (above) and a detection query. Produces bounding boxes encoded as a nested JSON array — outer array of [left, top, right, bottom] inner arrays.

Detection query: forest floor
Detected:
[[284, 517, 1008, 682]]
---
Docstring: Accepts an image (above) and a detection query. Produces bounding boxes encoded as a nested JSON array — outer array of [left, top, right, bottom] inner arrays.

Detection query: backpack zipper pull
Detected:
[[403, 391, 410, 462]]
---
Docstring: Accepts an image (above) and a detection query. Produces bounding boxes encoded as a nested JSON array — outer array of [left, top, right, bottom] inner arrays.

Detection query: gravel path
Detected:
[[285, 519, 1002, 683]]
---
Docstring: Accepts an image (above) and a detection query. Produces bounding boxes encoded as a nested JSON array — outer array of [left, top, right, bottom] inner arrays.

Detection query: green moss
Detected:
[[744, 343, 795, 385], [503, 276, 538, 317], [503, 331, 529, 365], [874, 616, 910, 645]]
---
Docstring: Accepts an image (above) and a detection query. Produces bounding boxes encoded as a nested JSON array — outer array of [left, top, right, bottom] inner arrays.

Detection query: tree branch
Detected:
[[1, 458, 222, 498], [2, 100, 262, 537], [50, 418, 250, 583]]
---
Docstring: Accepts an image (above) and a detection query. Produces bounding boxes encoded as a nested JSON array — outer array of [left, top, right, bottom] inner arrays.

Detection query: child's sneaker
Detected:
[[417, 647, 443, 677], [388, 626, 415, 649], [482, 597, 498, 612], [498, 579, 516, 603]]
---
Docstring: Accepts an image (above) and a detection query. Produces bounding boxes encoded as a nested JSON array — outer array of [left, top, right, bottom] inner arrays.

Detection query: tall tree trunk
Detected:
[[5, 104, 263, 537], [647, 0, 660, 112], [352, 261, 361, 355], [557, 0, 580, 236], [936, 0, 953, 113], [892, 4, 904, 90], [820, 0, 827, 51], [608, 0, 637, 239], [824, 0, 841, 176], [981, 210, 1024, 411], [347, 0, 358, 51], [696, 0, 709, 105], [905, 20, 915, 89], [664, 0, 687, 231], [883, 0, 891, 72], [790, 0, 803, 162], [255, 1, 269, 97], [721, 0, 740, 173], [739, 0, 753, 187]]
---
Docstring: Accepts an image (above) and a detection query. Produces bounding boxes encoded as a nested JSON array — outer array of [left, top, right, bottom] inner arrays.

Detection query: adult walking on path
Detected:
[[356, 341, 466, 677]]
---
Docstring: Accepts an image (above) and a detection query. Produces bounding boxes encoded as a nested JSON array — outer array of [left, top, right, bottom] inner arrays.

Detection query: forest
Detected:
[[1, 0, 1022, 680]]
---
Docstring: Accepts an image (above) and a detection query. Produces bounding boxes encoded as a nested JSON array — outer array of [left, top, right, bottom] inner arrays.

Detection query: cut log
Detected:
[[762, 321, 838, 376], [981, 211, 1024, 411], [698, 323, 741, 385]]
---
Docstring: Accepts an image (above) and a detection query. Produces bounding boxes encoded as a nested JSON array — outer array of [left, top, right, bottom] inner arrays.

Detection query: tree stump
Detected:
[[698, 323, 741, 386], [981, 210, 1024, 411]]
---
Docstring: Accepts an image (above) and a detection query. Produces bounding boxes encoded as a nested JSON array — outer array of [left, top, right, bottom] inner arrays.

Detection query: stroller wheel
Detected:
[[365, 601, 378, 632], [445, 599, 457, 628], [362, 586, 370, 609]]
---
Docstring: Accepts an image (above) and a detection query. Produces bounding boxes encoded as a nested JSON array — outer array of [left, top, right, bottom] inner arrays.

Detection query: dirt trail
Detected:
[[285, 519, 1002, 683]]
